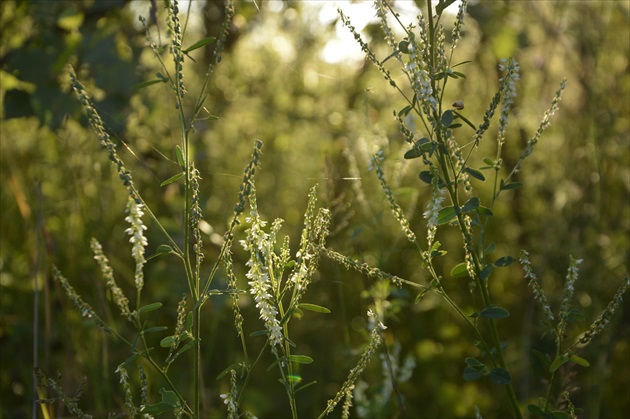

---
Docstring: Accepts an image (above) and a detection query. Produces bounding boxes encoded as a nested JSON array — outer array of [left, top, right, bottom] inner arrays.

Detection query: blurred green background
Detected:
[[1, 0, 628, 417]]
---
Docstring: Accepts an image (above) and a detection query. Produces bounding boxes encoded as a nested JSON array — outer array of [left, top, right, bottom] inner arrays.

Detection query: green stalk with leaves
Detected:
[[331, 0, 629, 417]]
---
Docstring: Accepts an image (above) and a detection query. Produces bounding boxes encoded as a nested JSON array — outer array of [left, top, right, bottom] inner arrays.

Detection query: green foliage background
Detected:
[[1, 1, 628, 417]]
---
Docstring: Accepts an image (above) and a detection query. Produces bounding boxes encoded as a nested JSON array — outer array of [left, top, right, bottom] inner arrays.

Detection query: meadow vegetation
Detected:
[[1, 1, 628, 418]]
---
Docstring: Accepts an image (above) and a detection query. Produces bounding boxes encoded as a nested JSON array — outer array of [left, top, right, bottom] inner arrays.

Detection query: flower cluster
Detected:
[[125, 196, 148, 292], [557, 255, 583, 341], [241, 190, 283, 347], [423, 167, 445, 245], [512, 79, 567, 175], [578, 276, 629, 346], [52, 266, 112, 335], [324, 248, 403, 287], [69, 67, 137, 200], [371, 153, 417, 243], [451, 0, 468, 50], [321, 311, 384, 416], [91, 238, 132, 320], [165, 0, 186, 100], [497, 58, 521, 153], [115, 364, 137, 417], [220, 369, 239, 419], [519, 250, 555, 321]]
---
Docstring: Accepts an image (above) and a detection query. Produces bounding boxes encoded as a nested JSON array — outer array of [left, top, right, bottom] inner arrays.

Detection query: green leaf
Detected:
[[120, 353, 139, 368], [176, 145, 185, 169], [494, 256, 515, 267], [479, 306, 510, 319], [160, 336, 176, 348], [250, 330, 269, 337], [143, 326, 168, 334], [488, 367, 511, 385], [483, 158, 495, 166], [480, 264, 493, 280], [569, 354, 590, 367], [141, 402, 173, 414], [404, 147, 422, 160], [463, 367, 485, 381], [451, 71, 466, 79], [461, 197, 480, 213], [476, 206, 494, 216], [137, 302, 163, 313], [441, 110, 454, 127], [549, 354, 570, 373], [464, 167, 486, 181], [437, 206, 457, 225], [398, 105, 412, 117], [183, 36, 216, 53], [451, 262, 469, 278], [419, 171, 433, 184], [201, 114, 219, 121], [156, 244, 172, 254], [160, 387, 179, 407], [186, 312, 193, 333], [298, 303, 331, 314], [134, 79, 165, 90], [175, 340, 195, 357], [287, 355, 313, 364], [501, 181, 523, 190], [465, 357, 485, 368], [295, 380, 318, 394], [528, 404, 546, 416], [420, 141, 435, 152], [216, 363, 243, 380], [398, 40, 410, 54], [160, 172, 184, 187]]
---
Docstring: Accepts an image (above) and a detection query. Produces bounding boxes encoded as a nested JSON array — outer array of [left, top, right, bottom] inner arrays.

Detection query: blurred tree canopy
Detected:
[[1, 1, 628, 417]]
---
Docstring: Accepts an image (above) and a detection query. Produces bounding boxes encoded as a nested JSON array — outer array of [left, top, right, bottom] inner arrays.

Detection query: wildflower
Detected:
[[125, 196, 148, 292], [557, 256, 583, 341], [519, 250, 555, 321], [242, 190, 284, 347], [372, 153, 416, 243], [220, 369, 239, 419], [578, 276, 629, 346]]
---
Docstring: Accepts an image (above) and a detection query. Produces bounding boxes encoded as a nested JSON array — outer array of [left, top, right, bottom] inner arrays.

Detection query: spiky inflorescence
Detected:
[[511, 79, 566, 175], [496, 58, 520, 158], [34, 368, 92, 419], [91, 238, 132, 321], [52, 266, 112, 335], [190, 163, 204, 265], [224, 248, 245, 338], [166, 295, 189, 367], [69, 67, 138, 201], [338, 8, 398, 90], [371, 152, 416, 243], [423, 166, 445, 246], [450, 0, 468, 51], [578, 276, 630, 346], [116, 364, 137, 417], [124, 196, 148, 293], [321, 314, 384, 416], [288, 187, 331, 303], [519, 250, 555, 321], [164, 0, 186, 101], [557, 256, 583, 343], [323, 248, 403, 287], [241, 186, 283, 347], [220, 369, 240, 419]]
